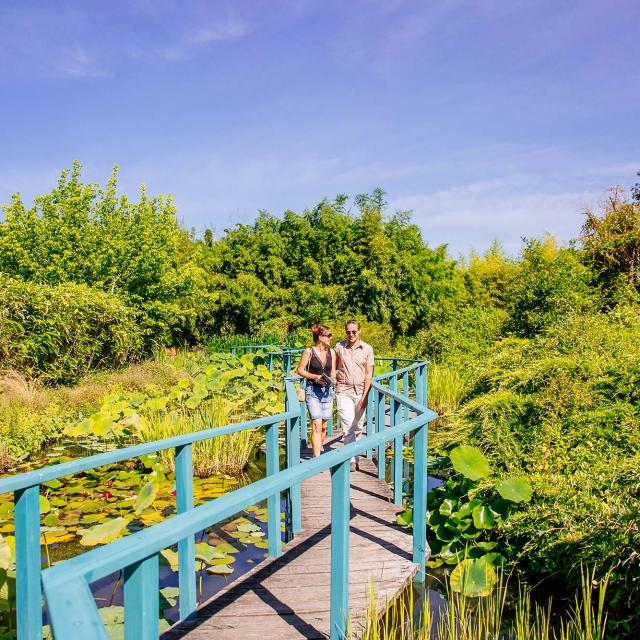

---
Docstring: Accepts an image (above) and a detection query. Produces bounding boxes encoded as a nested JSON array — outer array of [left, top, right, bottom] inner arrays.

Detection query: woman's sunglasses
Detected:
[[321, 333, 332, 338]]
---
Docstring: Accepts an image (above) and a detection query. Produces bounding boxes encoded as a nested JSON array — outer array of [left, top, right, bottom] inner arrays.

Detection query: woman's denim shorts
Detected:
[[305, 383, 333, 421]]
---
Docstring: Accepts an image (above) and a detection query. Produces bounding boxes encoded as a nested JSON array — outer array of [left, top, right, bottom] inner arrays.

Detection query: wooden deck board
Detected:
[[162, 436, 419, 640]]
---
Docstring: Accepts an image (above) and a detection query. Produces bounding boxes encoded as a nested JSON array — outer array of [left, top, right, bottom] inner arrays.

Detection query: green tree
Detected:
[[581, 186, 640, 296], [0, 162, 200, 346], [506, 236, 596, 338]]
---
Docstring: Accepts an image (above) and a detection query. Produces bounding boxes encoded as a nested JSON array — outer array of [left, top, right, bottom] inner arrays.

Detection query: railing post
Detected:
[[124, 555, 159, 640], [283, 350, 291, 376], [366, 390, 374, 459], [290, 414, 302, 533], [330, 460, 350, 640], [267, 352, 274, 372], [175, 444, 196, 619], [285, 387, 302, 533], [376, 392, 385, 480], [412, 422, 428, 582], [300, 394, 308, 451], [44, 575, 106, 639], [266, 421, 282, 557], [390, 375, 403, 505], [402, 371, 409, 422], [15, 485, 42, 640]]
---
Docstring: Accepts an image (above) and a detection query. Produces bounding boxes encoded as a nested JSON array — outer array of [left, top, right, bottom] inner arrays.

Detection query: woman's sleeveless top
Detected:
[[307, 348, 332, 379]]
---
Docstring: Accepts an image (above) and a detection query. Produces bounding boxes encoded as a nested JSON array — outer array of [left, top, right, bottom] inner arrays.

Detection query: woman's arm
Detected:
[[296, 348, 323, 383]]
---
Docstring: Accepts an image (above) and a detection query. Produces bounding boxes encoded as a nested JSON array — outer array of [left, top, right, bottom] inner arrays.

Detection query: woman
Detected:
[[296, 324, 336, 457]]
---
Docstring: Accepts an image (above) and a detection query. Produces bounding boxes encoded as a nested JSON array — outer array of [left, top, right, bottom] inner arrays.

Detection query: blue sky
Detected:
[[1, 0, 638, 256]]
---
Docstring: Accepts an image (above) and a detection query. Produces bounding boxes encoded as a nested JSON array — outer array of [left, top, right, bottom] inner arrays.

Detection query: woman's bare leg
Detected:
[[311, 418, 324, 457]]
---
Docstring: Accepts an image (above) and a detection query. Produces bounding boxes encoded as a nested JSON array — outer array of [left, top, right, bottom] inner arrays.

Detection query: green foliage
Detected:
[[397, 444, 531, 594], [0, 405, 64, 462], [581, 186, 640, 298], [64, 351, 281, 476], [506, 236, 596, 338], [0, 162, 201, 348], [413, 304, 509, 362], [356, 565, 612, 640], [205, 192, 460, 337], [0, 275, 142, 383], [438, 309, 640, 635]]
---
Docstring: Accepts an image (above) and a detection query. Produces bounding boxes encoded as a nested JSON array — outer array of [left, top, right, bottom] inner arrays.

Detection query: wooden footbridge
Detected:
[[0, 349, 437, 640]]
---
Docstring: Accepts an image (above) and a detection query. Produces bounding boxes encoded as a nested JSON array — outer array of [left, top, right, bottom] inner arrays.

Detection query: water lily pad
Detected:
[[496, 477, 532, 503], [450, 556, 497, 596], [194, 542, 225, 563], [43, 514, 59, 527], [160, 548, 179, 571], [472, 505, 495, 530], [79, 517, 129, 546], [78, 501, 102, 514], [39, 496, 51, 514], [207, 564, 234, 575], [133, 481, 158, 515], [450, 445, 491, 481], [0, 536, 12, 570]]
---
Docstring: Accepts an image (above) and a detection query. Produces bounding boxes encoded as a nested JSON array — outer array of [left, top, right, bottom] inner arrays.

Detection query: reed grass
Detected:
[[140, 397, 256, 477], [0, 370, 48, 410], [427, 364, 470, 416], [354, 566, 611, 640]]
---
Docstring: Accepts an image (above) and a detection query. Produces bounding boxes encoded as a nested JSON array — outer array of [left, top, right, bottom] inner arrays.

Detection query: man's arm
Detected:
[[358, 346, 375, 411]]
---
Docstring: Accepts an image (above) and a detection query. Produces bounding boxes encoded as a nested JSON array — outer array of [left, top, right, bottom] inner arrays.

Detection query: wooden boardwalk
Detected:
[[163, 436, 418, 639]]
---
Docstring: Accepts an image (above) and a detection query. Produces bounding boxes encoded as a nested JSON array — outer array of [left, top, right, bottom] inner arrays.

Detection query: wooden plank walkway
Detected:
[[163, 436, 419, 639]]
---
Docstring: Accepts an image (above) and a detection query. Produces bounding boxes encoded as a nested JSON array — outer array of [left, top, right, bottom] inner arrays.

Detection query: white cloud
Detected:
[[51, 45, 110, 78], [389, 179, 591, 256]]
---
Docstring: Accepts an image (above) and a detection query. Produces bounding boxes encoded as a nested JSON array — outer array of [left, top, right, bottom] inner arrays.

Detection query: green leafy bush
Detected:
[[0, 276, 142, 383], [506, 237, 597, 338], [436, 309, 640, 635]]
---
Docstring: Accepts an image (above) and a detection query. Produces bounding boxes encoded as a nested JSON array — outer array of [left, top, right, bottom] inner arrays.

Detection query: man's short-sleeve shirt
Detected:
[[335, 340, 375, 395]]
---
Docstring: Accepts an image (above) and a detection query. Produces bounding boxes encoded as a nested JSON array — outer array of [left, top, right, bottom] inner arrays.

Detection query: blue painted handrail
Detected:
[[3, 357, 435, 640], [0, 380, 301, 640]]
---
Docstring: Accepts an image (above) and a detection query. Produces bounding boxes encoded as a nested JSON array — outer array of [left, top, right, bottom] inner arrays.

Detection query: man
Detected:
[[335, 320, 375, 471]]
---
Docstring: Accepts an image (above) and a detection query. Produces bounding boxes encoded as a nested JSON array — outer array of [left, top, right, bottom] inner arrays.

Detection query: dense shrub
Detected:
[[436, 309, 640, 635], [411, 304, 509, 362], [0, 276, 142, 383], [505, 237, 596, 338], [0, 162, 200, 347]]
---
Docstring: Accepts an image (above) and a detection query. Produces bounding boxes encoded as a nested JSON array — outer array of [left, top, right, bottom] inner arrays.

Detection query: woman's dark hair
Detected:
[[311, 324, 331, 343]]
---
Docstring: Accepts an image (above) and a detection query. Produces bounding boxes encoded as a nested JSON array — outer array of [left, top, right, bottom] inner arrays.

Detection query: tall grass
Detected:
[[355, 567, 611, 640], [427, 365, 470, 416], [140, 397, 256, 477], [0, 371, 48, 411]]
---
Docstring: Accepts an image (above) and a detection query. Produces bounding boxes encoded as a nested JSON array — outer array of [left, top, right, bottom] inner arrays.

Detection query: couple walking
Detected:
[[296, 320, 374, 471]]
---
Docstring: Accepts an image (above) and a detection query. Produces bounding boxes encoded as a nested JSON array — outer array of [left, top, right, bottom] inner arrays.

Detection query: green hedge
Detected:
[[0, 276, 143, 383]]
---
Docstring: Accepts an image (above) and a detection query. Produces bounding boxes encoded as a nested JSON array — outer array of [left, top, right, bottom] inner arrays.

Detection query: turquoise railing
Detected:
[[0, 355, 436, 640]]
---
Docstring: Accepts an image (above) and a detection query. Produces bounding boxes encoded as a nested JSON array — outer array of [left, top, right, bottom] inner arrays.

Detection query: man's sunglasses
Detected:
[[346, 330, 359, 335]]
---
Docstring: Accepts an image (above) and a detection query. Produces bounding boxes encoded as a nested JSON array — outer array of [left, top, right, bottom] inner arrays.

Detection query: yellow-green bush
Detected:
[[0, 275, 143, 383]]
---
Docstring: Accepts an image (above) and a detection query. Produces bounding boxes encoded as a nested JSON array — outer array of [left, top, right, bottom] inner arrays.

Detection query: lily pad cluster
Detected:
[[0, 453, 239, 552], [64, 351, 280, 441], [397, 444, 532, 596]]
